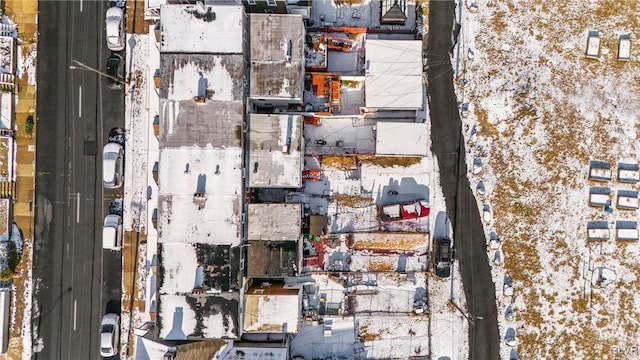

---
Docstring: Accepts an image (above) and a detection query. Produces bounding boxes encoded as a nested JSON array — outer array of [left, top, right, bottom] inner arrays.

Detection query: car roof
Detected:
[[104, 214, 121, 227], [103, 142, 122, 153], [101, 313, 119, 325]]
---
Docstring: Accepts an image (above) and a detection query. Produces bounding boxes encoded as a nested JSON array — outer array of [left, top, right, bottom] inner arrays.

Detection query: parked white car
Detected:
[[100, 313, 120, 357], [105, 7, 125, 51], [103, 142, 124, 188], [103, 214, 122, 251]]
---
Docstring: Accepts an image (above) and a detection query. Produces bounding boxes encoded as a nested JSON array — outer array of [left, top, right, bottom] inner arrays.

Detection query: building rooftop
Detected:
[[159, 54, 244, 148], [160, 53, 245, 102], [243, 281, 300, 334], [247, 239, 299, 278], [304, 117, 376, 155], [249, 13, 304, 99], [157, 148, 242, 245], [375, 122, 429, 156], [247, 203, 302, 241], [160, 4, 244, 54], [365, 40, 423, 110], [157, 243, 241, 340], [218, 343, 289, 360], [248, 114, 303, 188]]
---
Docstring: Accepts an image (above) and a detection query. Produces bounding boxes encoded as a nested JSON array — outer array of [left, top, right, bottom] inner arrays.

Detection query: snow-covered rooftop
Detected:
[[217, 342, 289, 360], [248, 114, 303, 188], [243, 282, 300, 333], [158, 293, 238, 340], [160, 53, 245, 102], [160, 4, 243, 54], [247, 203, 302, 241], [157, 147, 242, 245], [249, 13, 304, 100], [0, 91, 12, 130], [304, 117, 376, 155], [158, 243, 198, 294], [375, 122, 429, 156], [365, 40, 423, 110], [157, 241, 241, 340]]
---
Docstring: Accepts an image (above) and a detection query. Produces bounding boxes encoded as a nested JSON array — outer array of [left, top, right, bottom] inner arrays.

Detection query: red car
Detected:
[[379, 200, 430, 221]]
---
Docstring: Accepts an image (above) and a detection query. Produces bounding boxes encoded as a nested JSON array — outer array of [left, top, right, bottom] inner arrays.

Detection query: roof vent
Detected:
[[193, 193, 207, 210]]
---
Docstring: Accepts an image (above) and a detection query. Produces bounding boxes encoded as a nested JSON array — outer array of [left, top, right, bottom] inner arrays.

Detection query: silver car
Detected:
[[103, 142, 124, 188], [100, 313, 120, 357]]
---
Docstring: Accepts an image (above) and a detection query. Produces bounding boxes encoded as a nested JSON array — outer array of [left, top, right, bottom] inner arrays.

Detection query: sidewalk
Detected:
[[3, 0, 37, 359]]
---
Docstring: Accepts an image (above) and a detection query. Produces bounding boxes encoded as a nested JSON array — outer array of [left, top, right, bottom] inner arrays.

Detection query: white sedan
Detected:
[[105, 7, 125, 51], [100, 313, 120, 357]]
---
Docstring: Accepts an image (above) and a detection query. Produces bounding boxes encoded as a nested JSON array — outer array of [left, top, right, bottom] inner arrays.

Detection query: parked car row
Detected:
[[101, 3, 125, 358], [105, 6, 125, 90]]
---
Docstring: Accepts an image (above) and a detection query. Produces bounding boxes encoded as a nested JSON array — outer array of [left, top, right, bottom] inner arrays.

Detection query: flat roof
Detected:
[[249, 114, 303, 188], [158, 243, 241, 340], [244, 282, 300, 333], [247, 240, 298, 278], [160, 4, 244, 53], [304, 117, 376, 155], [158, 293, 239, 340], [375, 122, 429, 156], [160, 53, 245, 102], [157, 148, 242, 245], [365, 40, 423, 109], [247, 203, 302, 241], [0, 92, 12, 129], [219, 343, 288, 360], [249, 14, 304, 99]]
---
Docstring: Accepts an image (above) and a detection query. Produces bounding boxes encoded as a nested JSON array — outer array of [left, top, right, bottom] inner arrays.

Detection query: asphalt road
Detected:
[[34, 1, 123, 359], [426, 1, 500, 359]]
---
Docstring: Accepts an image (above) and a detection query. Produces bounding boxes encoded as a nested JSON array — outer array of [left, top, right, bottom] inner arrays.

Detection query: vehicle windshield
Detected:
[[107, 36, 119, 45], [101, 324, 114, 333], [103, 152, 119, 161]]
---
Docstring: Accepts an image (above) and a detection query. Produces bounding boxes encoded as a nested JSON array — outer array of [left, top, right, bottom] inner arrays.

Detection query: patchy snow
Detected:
[[458, 0, 640, 358], [16, 44, 36, 86], [21, 243, 32, 360]]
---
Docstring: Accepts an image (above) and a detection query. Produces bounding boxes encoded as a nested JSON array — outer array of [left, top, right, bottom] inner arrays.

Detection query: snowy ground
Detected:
[[458, 0, 640, 358]]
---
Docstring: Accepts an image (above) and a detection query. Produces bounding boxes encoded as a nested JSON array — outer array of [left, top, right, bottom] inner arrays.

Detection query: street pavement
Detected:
[[426, 1, 500, 359], [34, 1, 123, 359]]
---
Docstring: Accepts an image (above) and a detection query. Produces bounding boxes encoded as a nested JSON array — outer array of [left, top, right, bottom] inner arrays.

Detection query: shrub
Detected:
[[25, 115, 34, 135]]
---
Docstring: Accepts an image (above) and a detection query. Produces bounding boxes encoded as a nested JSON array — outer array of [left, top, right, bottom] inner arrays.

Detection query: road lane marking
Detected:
[[78, 86, 82, 117], [66, 242, 69, 258], [73, 300, 77, 331], [76, 193, 80, 223], [79, 0, 83, 12]]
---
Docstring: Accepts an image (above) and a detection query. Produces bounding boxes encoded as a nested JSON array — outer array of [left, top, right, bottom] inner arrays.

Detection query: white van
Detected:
[[103, 214, 122, 251], [103, 142, 124, 188]]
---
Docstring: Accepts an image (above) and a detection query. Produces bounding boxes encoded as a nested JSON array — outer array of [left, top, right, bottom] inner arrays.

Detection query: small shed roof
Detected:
[[375, 122, 428, 156], [247, 203, 302, 241], [248, 114, 303, 188], [160, 4, 244, 54], [365, 40, 423, 109]]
